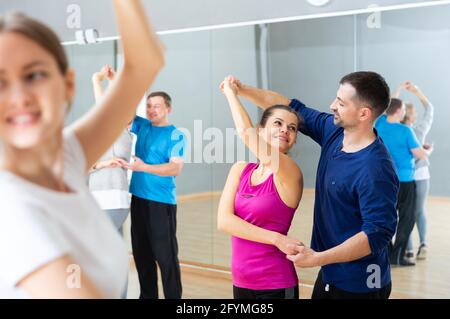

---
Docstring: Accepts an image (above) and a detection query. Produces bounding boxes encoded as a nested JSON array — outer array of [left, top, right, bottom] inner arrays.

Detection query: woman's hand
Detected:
[[273, 233, 304, 255], [404, 81, 419, 94], [393, 80, 411, 98], [286, 245, 322, 268], [92, 65, 115, 82], [92, 66, 108, 82], [106, 65, 115, 81], [220, 76, 240, 96], [94, 157, 124, 170], [423, 142, 434, 156], [116, 156, 146, 172]]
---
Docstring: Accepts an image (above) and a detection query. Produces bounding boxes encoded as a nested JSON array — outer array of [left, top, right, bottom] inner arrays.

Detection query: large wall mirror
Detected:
[[62, 3, 450, 298]]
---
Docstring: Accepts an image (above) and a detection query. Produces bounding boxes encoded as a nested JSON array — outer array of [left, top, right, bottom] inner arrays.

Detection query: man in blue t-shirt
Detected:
[[230, 72, 398, 299], [121, 91, 186, 299], [375, 98, 431, 266]]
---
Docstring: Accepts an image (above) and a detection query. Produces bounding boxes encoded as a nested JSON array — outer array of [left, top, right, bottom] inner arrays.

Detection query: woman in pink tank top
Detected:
[[218, 76, 304, 299]]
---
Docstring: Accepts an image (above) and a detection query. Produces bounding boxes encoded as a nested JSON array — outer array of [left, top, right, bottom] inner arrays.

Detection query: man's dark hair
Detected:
[[339, 71, 390, 119], [385, 98, 404, 116], [147, 91, 172, 108]]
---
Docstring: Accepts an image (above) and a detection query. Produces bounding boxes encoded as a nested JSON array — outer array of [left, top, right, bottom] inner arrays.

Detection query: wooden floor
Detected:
[[123, 191, 450, 299]]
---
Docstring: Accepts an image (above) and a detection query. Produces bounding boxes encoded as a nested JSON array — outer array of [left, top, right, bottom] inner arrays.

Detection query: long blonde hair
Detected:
[[401, 102, 415, 125]]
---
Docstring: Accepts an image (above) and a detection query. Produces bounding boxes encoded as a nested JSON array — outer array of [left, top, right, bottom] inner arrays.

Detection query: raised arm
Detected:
[[88, 66, 122, 173], [220, 77, 301, 186], [92, 65, 115, 102], [71, 0, 164, 171], [223, 75, 336, 146], [405, 81, 430, 106], [217, 162, 302, 255], [392, 81, 408, 98], [221, 76, 290, 110], [406, 82, 434, 137]]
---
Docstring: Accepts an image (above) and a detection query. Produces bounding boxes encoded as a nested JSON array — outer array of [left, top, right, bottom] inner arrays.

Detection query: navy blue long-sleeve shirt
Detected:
[[290, 99, 399, 293]]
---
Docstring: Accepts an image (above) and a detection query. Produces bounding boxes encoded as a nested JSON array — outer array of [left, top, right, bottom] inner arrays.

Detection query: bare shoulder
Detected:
[[230, 161, 248, 177], [273, 159, 304, 208], [221, 162, 248, 194], [298, 165, 304, 184], [281, 159, 303, 188], [278, 153, 302, 180]]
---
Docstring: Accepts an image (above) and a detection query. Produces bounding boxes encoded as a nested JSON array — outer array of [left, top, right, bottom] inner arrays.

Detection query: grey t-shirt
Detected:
[[413, 102, 434, 170], [88, 129, 133, 192]]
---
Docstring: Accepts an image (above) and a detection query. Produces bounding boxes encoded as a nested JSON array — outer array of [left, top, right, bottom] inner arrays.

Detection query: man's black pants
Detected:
[[312, 270, 391, 299], [390, 181, 416, 265], [130, 195, 182, 299]]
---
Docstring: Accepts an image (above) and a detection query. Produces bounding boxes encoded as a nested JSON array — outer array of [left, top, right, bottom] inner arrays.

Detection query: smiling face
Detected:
[[259, 108, 299, 154], [0, 32, 74, 149], [330, 83, 373, 129], [146, 95, 171, 125]]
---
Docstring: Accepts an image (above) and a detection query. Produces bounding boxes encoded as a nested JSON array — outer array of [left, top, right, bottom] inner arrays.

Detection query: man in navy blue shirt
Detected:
[[229, 72, 399, 299]]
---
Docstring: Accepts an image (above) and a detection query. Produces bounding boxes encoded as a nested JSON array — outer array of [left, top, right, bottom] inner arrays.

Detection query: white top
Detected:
[[91, 190, 130, 210], [415, 166, 430, 181], [0, 129, 128, 298], [89, 129, 133, 210]]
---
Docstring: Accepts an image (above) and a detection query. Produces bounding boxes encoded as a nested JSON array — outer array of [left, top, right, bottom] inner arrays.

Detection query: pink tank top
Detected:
[[232, 163, 298, 290]]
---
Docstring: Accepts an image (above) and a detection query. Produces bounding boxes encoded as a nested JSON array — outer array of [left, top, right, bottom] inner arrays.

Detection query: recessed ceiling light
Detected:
[[307, 0, 331, 7]]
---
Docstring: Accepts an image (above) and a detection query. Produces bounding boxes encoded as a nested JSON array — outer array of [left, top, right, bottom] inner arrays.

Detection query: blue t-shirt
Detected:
[[375, 115, 420, 182], [290, 99, 399, 294], [130, 116, 186, 205]]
